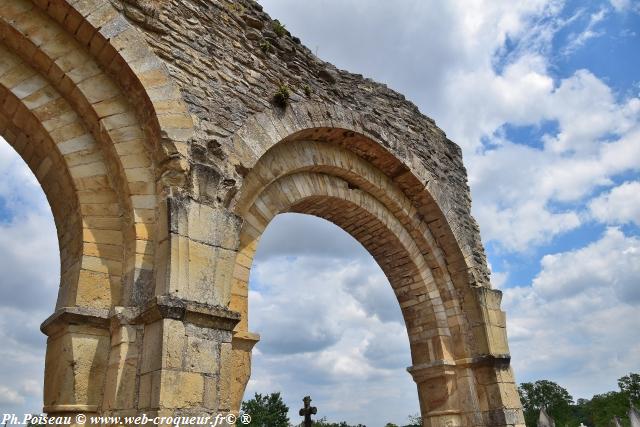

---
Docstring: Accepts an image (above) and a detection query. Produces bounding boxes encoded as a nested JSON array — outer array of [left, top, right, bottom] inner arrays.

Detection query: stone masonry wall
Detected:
[[109, 0, 491, 287]]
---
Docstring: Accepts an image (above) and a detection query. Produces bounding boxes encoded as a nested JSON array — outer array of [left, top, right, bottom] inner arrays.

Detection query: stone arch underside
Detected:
[[0, 0, 524, 425], [231, 135, 521, 427]]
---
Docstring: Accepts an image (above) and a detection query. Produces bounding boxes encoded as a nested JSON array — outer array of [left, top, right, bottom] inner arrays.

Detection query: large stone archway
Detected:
[[0, 0, 524, 425], [227, 118, 523, 427]]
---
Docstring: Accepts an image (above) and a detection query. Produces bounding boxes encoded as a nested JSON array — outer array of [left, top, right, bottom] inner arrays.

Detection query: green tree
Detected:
[[583, 391, 630, 427], [568, 398, 590, 427], [404, 413, 422, 427], [310, 418, 365, 427], [618, 373, 640, 405], [518, 380, 574, 427], [241, 392, 289, 427]]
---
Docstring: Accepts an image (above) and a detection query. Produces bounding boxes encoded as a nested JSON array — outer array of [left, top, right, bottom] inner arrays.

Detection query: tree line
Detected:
[[518, 372, 639, 427], [240, 372, 639, 427]]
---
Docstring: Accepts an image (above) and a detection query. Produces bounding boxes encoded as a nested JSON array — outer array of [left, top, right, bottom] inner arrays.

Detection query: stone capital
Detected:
[[407, 360, 457, 383], [40, 307, 110, 338], [136, 295, 241, 331]]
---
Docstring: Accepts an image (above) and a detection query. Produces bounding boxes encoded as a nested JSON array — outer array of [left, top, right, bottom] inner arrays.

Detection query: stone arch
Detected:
[[0, 1, 524, 423], [26, 0, 195, 171], [0, 44, 123, 310], [228, 105, 521, 426], [227, 102, 486, 289]]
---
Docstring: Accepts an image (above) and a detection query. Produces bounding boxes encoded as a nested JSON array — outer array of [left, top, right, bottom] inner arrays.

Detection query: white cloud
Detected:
[[262, 0, 640, 253], [563, 7, 608, 55], [532, 227, 640, 301], [589, 181, 640, 226], [437, 11, 639, 250], [505, 228, 640, 396], [0, 386, 25, 405], [609, 0, 640, 13], [0, 138, 57, 416], [610, 0, 631, 12], [254, 213, 369, 262], [247, 217, 417, 426], [465, 71, 640, 250], [0, 139, 47, 215]]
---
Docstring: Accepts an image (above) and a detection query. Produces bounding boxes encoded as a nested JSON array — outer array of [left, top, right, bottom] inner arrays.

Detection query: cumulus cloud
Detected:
[[609, 0, 640, 13], [455, 59, 640, 250], [262, 0, 640, 253], [247, 215, 416, 425], [254, 213, 369, 262], [532, 228, 640, 301], [589, 181, 640, 226], [505, 228, 640, 396], [0, 139, 58, 416], [0, 386, 25, 405], [0, 213, 59, 310], [0, 139, 48, 216], [610, 0, 631, 12]]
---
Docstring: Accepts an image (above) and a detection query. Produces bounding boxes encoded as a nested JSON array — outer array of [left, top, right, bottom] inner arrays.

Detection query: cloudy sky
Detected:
[[1, 0, 639, 425]]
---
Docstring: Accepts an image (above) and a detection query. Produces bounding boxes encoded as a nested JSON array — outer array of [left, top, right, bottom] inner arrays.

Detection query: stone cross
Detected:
[[578, 423, 587, 427], [299, 396, 317, 427]]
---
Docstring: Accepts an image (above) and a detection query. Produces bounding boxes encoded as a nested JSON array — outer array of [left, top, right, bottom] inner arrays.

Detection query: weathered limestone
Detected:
[[0, 0, 524, 425]]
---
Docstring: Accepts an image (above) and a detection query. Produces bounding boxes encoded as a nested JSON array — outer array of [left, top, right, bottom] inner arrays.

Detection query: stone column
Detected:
[[408, 362, 464, 427], [229, 332, 260, 412], [135, 296, 240, 422], [472, 356, 524, 426], [469, 288, 525, 427], [41, 308, 111, 426], [136, 194, 244, 423], [101, 307, 144, 418]]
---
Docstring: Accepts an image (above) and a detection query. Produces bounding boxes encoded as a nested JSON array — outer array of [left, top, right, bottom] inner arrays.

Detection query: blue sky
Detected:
[[0, 0, 638, 426]]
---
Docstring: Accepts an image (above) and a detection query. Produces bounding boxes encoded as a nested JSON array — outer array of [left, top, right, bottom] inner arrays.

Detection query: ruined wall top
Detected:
[[110, 0, 491, 286]]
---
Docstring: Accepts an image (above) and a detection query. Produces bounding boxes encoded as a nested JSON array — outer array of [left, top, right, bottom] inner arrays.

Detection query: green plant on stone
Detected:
[[272, 19, 286, 37], [273, 84, 290, 107], [303, 84, 312, 97], [260, 40, 273, 54], [225, 2, 245, 15]]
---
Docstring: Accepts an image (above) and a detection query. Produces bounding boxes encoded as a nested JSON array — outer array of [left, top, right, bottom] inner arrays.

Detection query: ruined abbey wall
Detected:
[[0, 0, 524, 425]]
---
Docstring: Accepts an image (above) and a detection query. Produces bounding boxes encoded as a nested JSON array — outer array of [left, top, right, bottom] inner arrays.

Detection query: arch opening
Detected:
[[228, 132, 518, 426], [245, 212, 418, 425], [0, 136, 58, 416]]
